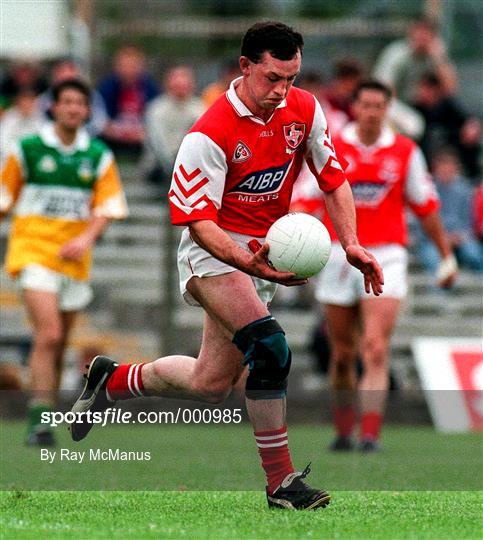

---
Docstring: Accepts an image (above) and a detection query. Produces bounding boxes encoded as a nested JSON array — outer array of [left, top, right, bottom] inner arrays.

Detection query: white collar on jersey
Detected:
[[340, 122, 395, 149], [40, 122, 90, 154], [226, 77, 287, 123]]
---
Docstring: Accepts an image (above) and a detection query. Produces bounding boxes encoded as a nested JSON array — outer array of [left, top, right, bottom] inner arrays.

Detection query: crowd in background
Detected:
[[0, 16, 481, 272]]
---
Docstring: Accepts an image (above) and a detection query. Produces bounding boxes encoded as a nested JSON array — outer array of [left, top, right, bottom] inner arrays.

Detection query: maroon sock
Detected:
[[360, 412, 382, 441], [254, 425, 295, 495], [106, 363, 145, 401], [333, 405, 356, 437]]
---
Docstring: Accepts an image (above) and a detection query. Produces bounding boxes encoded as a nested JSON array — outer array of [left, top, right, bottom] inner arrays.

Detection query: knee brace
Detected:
[[232, 315, 292, 400]]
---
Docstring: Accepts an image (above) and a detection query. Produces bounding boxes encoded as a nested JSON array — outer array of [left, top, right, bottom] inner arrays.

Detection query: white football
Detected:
[[265, 213, 332, 278]]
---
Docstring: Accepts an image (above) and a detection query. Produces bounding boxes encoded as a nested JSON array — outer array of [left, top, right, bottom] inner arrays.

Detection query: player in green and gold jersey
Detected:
[[0, 79, 128, 445]]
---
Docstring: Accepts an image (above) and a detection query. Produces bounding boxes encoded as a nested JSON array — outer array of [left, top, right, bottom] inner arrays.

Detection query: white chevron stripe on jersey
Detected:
[[170, 164, 210, 210], [326, 155, 343, 171], [169, 191, 209, 214]]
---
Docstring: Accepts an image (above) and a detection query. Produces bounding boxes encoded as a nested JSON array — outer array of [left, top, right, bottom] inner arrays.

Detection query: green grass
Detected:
[[1, 422, 481, 491], [0, 421, 482, 538], [1, 490, 481, 539]]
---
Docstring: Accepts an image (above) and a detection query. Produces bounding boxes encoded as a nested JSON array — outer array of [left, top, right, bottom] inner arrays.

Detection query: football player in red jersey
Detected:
[[70, 22, 383, 509], [313, 80, 457, 452]]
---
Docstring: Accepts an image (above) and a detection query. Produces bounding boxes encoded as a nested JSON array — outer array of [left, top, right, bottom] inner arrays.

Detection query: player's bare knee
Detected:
[[333, 359, 354, 379], [362, 337, 388, 368], [35, 327, 63, 351], [332, 347, 356, 368]]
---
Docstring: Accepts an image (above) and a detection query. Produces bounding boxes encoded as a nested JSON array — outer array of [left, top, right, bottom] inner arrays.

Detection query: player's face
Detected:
[[52, 89, 90, 131], [241, 51, 301, 111], [353, 90, 389, 130]]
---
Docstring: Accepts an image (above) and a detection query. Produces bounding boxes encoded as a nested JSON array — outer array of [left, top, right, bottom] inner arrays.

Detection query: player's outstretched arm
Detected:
[[188, 220, 307, 286], [419, 210, 458, 288]]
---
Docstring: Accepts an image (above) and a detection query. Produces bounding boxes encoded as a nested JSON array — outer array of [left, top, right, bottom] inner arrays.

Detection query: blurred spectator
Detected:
[[142, 66, 204, 191], [37, 58, 108, 137], [297, 67, 423, 140], [201, 59, 240, 108], [296, 70, 325, 101], [0, 61, 47, 110], [373, 16, 457, 104], [412, 72, 481, 180], [296, 70, 348, 136], [325, 59, 363, 121], [416, 148, 482, 273], [0, 89, 44, 164], [97, 45, 159, 155], [473, 185, 483, 243], [387, 95, 425, 141]]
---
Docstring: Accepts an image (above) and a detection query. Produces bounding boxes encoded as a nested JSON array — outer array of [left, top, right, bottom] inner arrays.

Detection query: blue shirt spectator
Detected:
[[416, 148, 482, 273], [97, 46, 159, 154], [98, 71, 158, 121]]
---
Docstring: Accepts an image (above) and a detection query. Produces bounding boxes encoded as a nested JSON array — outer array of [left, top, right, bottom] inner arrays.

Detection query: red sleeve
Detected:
[[170, 197, 219, 226], [408, 198, 439, 218]]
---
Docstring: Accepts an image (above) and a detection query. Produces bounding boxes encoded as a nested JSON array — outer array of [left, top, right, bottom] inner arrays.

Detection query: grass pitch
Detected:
[[1, 421, 481, 539], [1, 490, 481, 539]]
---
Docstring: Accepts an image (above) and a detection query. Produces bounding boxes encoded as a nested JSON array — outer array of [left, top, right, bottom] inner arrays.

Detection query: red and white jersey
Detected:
[[168, 78, 346, 236], [312, 123, 437, 247]]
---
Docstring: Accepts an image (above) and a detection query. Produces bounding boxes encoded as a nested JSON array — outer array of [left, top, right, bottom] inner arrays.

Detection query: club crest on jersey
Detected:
[[283, 122, 306, 149], [232, 141, 252, 163], [38, 155, 57, 173], [228, 160, 292, 199]]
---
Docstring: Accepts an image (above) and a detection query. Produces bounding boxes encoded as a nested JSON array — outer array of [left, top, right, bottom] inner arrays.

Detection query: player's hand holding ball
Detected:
[[247, 241, 303, 286], [249, 213, 332, 286]]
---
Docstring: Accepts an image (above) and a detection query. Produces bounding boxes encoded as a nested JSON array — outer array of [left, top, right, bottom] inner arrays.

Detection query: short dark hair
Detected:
[[333, 59, 363, 80], [297, 70, 324, 87], [241, 21, 303, 63], [431, 145, 460, 164], [52, 78, 91, 103], [353, 79, 392, 101]]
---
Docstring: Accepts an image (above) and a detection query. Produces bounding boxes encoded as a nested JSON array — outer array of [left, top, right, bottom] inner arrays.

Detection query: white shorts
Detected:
[[177, 228, 278, 307], [18, 264, 93, 311], [315, 243, 408, 306]]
